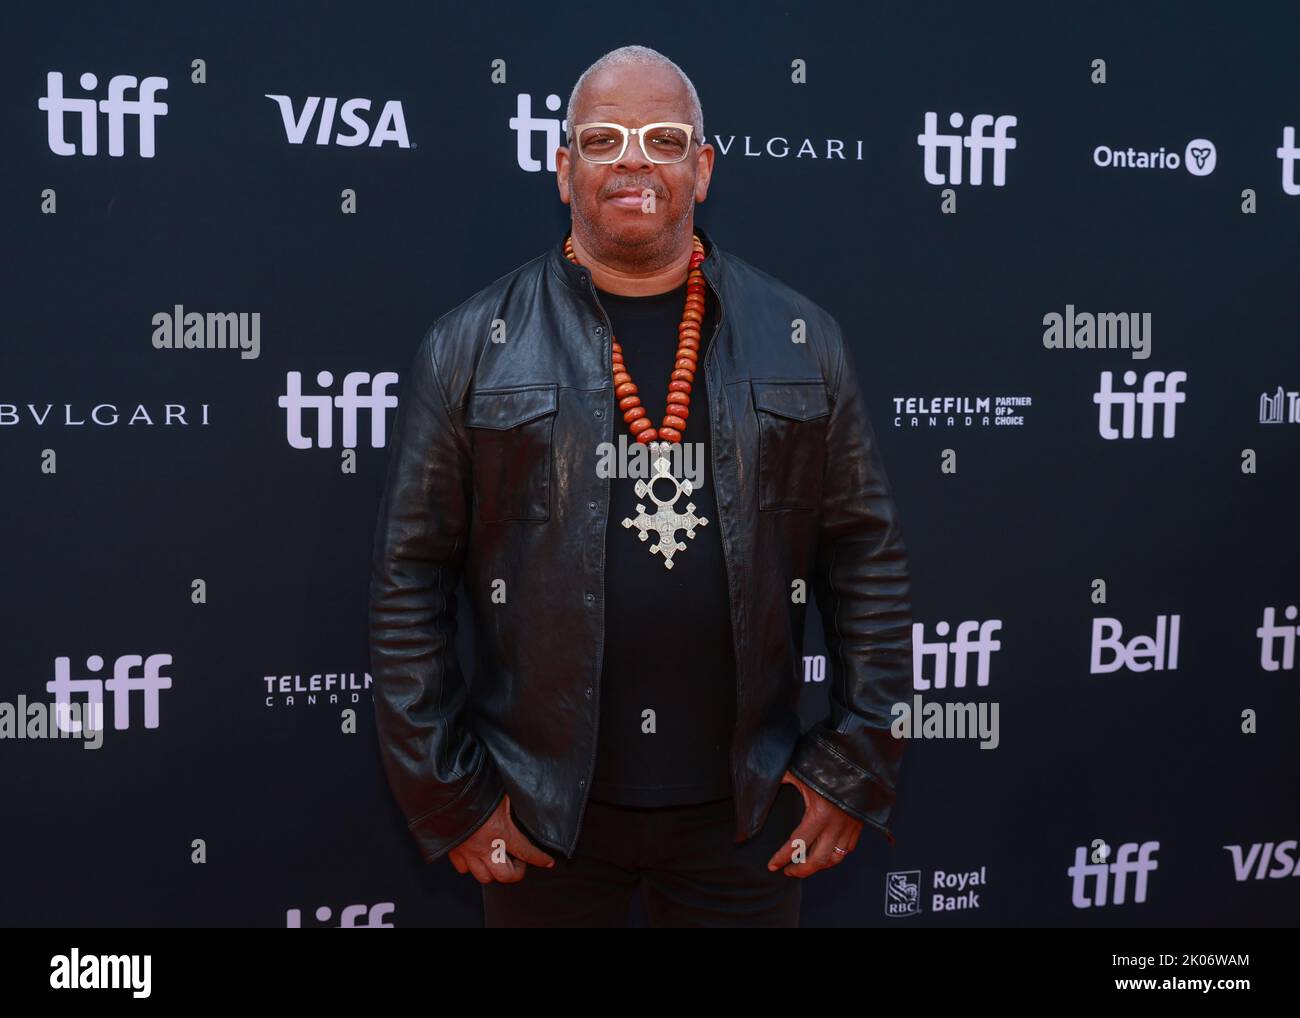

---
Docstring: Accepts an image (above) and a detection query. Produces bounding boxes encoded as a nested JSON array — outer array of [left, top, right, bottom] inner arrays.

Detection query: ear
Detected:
[[556, 145, 572, 205], [693, 142, 715, 203]]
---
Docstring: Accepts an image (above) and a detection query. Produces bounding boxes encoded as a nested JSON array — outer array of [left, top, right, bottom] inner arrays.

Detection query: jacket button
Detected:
[[585, 686, 593, 698], [579, 779, 586, 788], [588, 500, 597, 510], [595, 326, 604, 335], [585, 593, 595, 603], [594, 409, 604, 419]]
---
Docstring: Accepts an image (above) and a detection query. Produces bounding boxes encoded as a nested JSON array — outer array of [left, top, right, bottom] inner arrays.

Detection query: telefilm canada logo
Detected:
[[263, 670, 373, 709], [891, 395, 1033, 429]]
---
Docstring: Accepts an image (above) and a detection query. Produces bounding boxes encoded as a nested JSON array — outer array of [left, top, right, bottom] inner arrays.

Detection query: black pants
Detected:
[[481, 783, 804, 928]]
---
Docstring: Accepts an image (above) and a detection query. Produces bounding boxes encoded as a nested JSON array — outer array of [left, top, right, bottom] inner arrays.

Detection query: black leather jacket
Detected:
[[369, 225, 912, 863]]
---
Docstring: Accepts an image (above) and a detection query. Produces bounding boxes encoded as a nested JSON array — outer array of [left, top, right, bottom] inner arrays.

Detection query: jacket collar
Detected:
[[549, 223, 724, 296]]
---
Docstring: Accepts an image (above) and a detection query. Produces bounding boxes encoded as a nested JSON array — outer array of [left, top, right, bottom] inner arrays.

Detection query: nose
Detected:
[[614, 137, 652, 172]]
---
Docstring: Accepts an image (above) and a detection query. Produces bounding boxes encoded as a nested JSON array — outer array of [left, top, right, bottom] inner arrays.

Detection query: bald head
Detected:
[[566, 44, 704, 142]]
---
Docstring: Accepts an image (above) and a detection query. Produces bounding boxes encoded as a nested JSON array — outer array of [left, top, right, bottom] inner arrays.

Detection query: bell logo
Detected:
[[1090, 615, 1180, 674]]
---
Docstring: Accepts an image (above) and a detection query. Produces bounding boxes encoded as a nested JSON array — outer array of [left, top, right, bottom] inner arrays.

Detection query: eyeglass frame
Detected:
[[567, 122, 700, 164]]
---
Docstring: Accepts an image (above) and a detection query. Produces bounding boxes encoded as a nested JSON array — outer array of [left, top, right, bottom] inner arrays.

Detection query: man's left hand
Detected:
[[766, 770, 864, 878]]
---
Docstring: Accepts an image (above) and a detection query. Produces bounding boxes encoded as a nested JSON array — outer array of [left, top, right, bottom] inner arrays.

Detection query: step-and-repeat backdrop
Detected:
[[3, 1, 1296, 927]]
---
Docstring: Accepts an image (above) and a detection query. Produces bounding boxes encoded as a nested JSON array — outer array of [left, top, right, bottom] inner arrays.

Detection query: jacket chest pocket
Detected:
[[464, 384, 558, 523], [752, 379, 831, 511]]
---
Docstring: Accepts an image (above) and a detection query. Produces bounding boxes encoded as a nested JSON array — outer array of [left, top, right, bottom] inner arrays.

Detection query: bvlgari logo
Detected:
[[508, 91, 864, 172], [0, 402, 210, 426]]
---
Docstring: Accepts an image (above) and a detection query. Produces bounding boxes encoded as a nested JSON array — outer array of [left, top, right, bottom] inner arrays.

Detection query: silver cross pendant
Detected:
[[621, 444, 708, 569]]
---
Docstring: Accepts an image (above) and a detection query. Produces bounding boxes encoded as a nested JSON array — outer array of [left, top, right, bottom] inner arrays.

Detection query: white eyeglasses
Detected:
[[569, 122, 697, 164]]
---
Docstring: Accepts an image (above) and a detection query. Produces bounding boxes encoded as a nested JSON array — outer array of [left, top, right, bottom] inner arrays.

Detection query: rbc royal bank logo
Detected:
[[885, 871, 922, 918]]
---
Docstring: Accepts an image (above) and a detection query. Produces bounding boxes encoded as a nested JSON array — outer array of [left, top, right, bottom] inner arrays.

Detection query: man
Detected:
[[369, 44, 912, 928]]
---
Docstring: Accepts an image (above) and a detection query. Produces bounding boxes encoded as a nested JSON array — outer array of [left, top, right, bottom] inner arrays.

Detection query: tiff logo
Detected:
[[913, 620, 1002, 690], [39, 71, 168, 157], [1278, 126, 1300, 195], [278, 370, 398, 449], [45, 654, 172, 732], [1257, 605, 1299, 671], [264, 95, 411, 148], [1094, 370, 1186, 439], [917, 112, 1017, 186], [1068, 841, 1159, 907], [287, 903, 395, 927], [510, 92, 566, 172]]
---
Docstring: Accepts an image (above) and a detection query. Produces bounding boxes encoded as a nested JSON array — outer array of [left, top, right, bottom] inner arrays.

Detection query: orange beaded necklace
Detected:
[[564, 232, 707, 446], [564, 231, 712, 570]]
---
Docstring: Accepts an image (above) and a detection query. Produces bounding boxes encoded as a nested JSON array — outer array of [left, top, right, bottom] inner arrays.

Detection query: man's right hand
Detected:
[[447, 793, 556, 883]]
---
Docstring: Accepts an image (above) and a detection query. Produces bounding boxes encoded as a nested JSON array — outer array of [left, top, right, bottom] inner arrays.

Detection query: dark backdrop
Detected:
[[2, 0, 1296, 927]]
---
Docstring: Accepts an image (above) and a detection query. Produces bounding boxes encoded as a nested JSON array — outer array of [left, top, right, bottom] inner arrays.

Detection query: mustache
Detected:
[[604, 180, 664, 197]]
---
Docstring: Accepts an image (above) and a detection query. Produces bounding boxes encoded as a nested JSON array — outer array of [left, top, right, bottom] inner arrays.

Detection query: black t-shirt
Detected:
[[589, 278, 737, 807]]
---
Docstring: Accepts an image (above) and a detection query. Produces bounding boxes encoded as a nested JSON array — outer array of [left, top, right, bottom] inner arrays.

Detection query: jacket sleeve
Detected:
[[369, 324, 506, 864], [788, 323, 913, 844]]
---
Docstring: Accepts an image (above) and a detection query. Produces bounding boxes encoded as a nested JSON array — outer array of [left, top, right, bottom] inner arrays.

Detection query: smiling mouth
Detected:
[[606, 189, 659, 207]]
